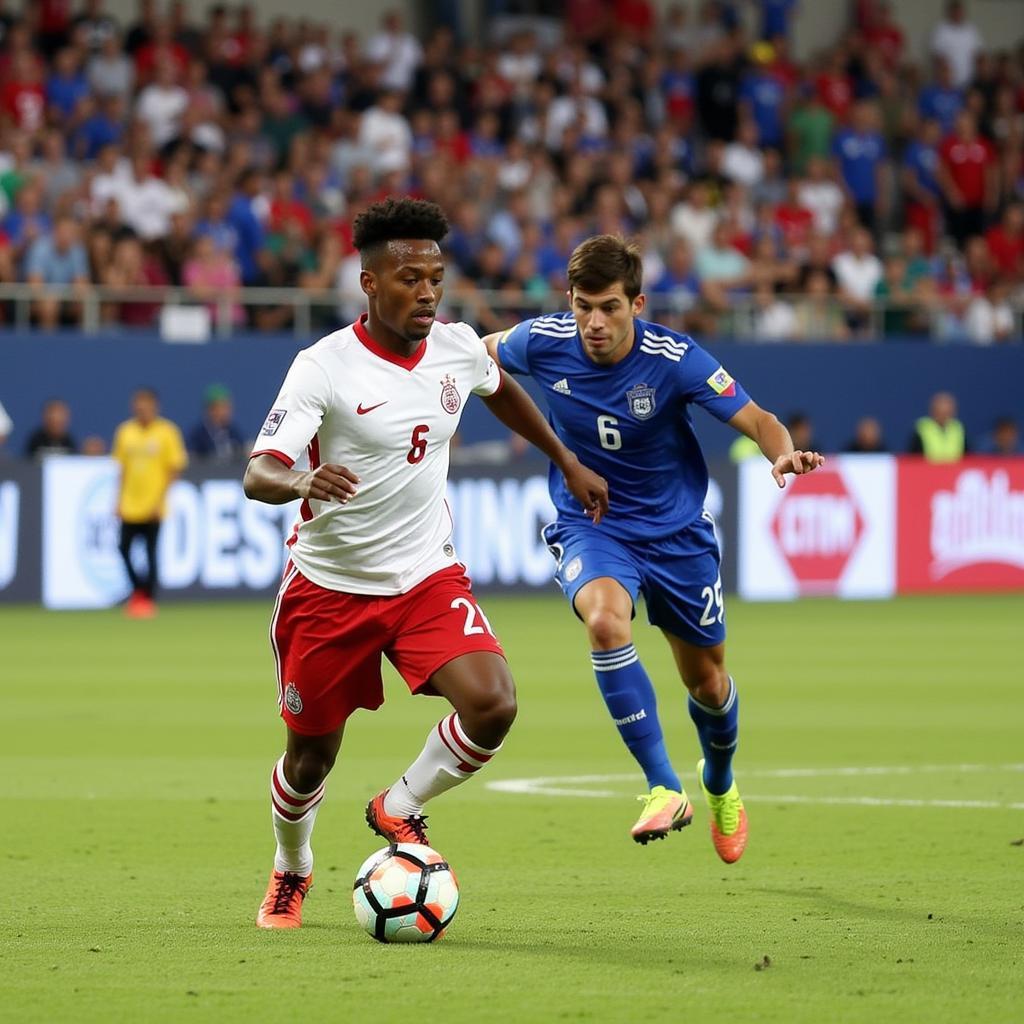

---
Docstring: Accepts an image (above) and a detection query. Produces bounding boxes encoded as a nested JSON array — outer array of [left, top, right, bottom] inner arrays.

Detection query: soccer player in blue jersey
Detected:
[[482, 236, 824, 861]]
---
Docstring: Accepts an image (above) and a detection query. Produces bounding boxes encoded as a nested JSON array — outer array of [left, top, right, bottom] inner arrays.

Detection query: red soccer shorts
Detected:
[[269, 563, 506, 735]]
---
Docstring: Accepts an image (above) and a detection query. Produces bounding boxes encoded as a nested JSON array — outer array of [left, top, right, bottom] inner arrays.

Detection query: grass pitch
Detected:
[[1, 594, 1022, 1024]]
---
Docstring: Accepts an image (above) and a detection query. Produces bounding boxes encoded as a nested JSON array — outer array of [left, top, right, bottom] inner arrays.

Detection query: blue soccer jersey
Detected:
[[497, 313, 750, 541]]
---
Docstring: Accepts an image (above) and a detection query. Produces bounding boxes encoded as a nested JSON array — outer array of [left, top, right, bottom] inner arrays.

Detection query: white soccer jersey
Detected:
[[252, 315, 501, 594]]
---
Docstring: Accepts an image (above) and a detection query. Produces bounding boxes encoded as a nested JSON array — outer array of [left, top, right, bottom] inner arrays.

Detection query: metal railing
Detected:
[[0, 283, 1020, 342]]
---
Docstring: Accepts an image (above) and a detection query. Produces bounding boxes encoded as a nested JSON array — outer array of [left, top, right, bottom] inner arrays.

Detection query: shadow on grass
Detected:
[[274, 923, 739, 972], [752, 885, 1020, 942]]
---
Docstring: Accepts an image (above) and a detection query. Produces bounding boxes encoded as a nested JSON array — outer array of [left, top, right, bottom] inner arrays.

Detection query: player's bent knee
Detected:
[[685, 660, 730, 704], [585, 608, 631, 650], [463, 672, 517, 744], [479, 675, 518, 731], [285, 745, 336, 793]]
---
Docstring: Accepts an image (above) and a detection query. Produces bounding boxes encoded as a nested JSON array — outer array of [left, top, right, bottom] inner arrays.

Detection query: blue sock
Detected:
[[591, 645, 681, 792], [688, 678, 739, 796]]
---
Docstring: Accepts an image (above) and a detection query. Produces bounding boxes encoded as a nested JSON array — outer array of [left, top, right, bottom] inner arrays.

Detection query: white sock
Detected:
[[269, 754, 325, 875], [383, 712, 501, 818]]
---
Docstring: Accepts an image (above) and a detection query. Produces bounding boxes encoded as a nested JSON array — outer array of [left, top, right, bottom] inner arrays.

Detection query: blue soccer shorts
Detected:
[[541, 513, 726, 647]]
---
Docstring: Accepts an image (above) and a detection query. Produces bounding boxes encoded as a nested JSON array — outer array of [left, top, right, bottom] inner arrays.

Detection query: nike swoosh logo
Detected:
[[356, 401, 388, 415]]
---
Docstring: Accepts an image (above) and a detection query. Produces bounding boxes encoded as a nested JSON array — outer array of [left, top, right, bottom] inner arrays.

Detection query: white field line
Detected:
[[485, 765, 1024, 810]]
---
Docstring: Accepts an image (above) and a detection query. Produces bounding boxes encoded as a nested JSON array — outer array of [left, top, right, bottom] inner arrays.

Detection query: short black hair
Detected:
[[353, 197, 449, 266]]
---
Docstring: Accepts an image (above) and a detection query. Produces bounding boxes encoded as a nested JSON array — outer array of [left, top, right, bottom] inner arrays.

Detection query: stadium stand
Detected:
[[0, 0, 1019, 342]]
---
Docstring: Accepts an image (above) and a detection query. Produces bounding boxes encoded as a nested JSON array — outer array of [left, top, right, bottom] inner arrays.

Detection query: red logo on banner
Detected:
[[897, 459, 1024, 592], [770, 471, 865, 592]]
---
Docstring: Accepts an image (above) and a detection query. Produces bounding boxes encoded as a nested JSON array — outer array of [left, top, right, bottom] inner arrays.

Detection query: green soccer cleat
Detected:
[[697, 759, 748, 863], [630, 785, 693, 845]]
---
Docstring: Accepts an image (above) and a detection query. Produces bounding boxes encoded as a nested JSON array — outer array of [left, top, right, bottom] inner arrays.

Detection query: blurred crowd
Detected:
[[0, 0, 1022, 341]]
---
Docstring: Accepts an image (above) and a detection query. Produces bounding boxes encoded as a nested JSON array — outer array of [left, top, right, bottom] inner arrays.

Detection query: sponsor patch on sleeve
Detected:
[[706, 367, 737, 398], [260, 409, 287, 436]]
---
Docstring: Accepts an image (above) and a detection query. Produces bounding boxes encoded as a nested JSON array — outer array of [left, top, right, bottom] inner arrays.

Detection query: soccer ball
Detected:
[[352, 843, 460, 943]]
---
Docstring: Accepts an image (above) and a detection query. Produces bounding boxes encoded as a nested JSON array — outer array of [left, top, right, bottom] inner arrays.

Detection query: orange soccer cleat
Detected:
[[256, 870, 313, 929], [697, 759, 748, 864], [124, 591, 156, 618], [365, 790, 430, 845], [630, 785, 693, 845]]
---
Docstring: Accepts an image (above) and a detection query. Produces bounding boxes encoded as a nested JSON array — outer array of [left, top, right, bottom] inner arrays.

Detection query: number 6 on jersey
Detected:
[[597, 415, 622, 451], [407, 424, 430, 464]]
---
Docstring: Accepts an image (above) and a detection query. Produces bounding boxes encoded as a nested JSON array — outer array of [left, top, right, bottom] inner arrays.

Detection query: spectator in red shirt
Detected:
[[775, 178, 815, 257], [268, 170, 314, 241], [864, 1, 905, 70], [433, 108, 471, 165], [0, 22, 46, 83], [0, 51, 46, 132], [984, 202, 1024, 282], [766, 35, 800, 91], [565, 0, 613, 46], [815, 49, 853, 123], [134, 20, 189, 85], [613, 0, 655, 47], [34, 0, 73, 58], [963, 235, 995, 293], [937, 110, 999, 245], [102, 231, 169, 327]]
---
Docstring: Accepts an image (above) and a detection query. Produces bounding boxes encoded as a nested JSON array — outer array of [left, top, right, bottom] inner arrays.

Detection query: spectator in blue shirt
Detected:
[[902, 118, 944, 253], [535, 216, 582, 289], [980, 416, 1022, 456], [757, 0, 798, 41], [25, 216, 90, 328], [903, 119, 942, 200], [445, 200, 489, 277], [227, 168, 267, 286], [46, 48, 90, 122], [740, 63, 787, 149], [187, 384, 247, 460], [2, 180, 52, 259], [831, 100, 886, 231], [650, 237, 701, 317], [918, 57, 963, 134], [195, 191, 240, 259], [69, 93, 125, 160]]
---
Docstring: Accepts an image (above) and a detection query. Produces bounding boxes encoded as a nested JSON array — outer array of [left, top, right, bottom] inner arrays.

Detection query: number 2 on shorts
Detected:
[[699, 575, 724, 626], [451, 597, 495, 636]]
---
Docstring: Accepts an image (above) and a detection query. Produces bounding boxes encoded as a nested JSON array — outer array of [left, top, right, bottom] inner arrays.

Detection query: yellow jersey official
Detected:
[[112, 388, 187, 616]]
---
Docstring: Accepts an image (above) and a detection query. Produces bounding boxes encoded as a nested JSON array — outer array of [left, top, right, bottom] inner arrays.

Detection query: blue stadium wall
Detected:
[[2, 332, 1022, 457]]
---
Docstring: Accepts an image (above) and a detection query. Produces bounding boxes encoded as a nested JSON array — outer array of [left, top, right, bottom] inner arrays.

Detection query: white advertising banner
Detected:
[[42, 457, 298, 609], [738, 455, 896, 600], [43, 457, 125, 609]]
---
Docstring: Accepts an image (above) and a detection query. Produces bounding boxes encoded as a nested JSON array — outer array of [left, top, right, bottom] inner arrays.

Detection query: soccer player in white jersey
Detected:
[[245, 198, 608, 929]]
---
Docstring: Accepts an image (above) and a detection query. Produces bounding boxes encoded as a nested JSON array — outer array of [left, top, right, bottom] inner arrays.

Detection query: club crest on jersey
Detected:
[[626, 383, 656, 420], [284, 682, 303, 715], [440, 375, 461, 414], [707, 367, 737, 397], [261, 409, 287, 436]]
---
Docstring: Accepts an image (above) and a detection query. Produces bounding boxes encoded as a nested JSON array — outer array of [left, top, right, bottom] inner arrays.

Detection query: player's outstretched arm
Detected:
[[480, 331, 504, 366], [482, 372, 609, 523], [728, 401, 825, 489], [243, 453, 360, 505]]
